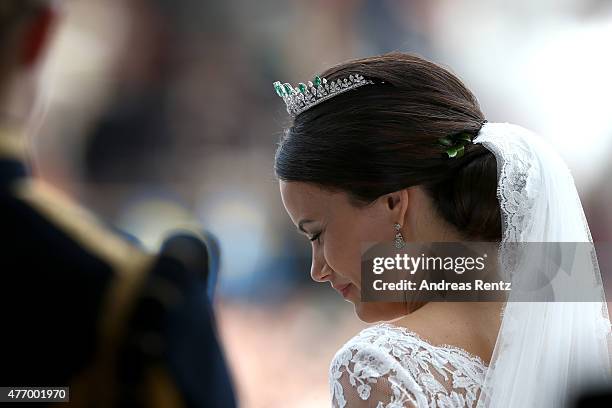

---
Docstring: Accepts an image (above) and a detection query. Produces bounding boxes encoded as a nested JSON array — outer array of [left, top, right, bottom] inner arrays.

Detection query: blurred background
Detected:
[[31, 0, 612, 406]]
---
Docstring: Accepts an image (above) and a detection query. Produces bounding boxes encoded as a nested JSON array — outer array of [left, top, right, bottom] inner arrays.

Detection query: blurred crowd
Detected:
[[30, 0, 612, 406]]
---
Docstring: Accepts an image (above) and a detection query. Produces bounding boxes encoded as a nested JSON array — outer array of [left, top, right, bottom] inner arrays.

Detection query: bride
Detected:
[[272, 53, 612, 407]]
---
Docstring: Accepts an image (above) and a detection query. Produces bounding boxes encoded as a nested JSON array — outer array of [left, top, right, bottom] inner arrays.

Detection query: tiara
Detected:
[[273, 74, 374, 117]]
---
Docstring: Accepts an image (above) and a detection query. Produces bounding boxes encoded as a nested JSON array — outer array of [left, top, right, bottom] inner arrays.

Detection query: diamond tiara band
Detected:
[[273, 74, 374, 117]]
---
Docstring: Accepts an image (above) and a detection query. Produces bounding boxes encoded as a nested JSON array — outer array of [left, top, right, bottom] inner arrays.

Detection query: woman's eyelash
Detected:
[[309, 232, 321, 242]]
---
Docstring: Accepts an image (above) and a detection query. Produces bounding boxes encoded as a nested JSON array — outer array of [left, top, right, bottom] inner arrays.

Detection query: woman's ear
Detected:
[[384, 188, 410, 225]]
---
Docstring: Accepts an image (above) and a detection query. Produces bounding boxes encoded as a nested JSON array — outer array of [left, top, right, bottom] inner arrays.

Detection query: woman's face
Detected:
[[280, 181, 421, 322]]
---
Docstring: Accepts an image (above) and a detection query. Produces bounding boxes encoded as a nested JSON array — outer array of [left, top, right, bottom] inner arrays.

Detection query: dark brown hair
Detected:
[[274, 52, 501, 241]]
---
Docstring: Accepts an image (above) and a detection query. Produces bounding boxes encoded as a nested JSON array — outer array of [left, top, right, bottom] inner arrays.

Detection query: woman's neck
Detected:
[[392, 301, 503, 364]]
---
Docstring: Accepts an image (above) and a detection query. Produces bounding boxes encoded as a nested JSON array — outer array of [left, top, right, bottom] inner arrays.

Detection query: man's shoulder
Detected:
[[8, 178, 153, 274]]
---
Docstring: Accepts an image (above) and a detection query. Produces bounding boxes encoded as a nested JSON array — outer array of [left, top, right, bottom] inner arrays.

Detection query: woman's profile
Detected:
[[272, 53, 612, 407]]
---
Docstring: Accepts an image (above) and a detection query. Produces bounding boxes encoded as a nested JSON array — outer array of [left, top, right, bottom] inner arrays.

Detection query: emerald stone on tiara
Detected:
[[273, 74, 374, 117]]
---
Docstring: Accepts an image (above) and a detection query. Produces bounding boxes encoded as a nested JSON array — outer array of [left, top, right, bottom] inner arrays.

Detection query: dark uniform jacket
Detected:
[[0, 136, 236, 407]]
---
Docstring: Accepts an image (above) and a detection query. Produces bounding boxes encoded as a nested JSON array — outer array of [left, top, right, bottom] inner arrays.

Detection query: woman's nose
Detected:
[[310, 248, 330, 282]]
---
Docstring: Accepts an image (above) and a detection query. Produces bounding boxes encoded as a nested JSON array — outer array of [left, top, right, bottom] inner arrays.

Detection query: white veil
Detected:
[[473, 123, 612, 407]]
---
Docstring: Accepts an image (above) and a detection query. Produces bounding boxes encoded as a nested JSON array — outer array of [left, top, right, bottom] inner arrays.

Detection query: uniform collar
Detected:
[[0, 127, 29, 187]]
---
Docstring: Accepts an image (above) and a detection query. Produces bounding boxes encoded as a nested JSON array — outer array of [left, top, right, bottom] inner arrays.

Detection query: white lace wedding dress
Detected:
[[330, 323, 487, 408]]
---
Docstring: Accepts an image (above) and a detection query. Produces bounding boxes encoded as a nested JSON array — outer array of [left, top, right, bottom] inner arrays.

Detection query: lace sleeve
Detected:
[[330, 343, 424, 408], [329, 324, 487, 408]]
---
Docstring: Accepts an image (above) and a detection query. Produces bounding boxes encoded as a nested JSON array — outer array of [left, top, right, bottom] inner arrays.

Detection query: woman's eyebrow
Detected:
[[297, 219, 316, 234]]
